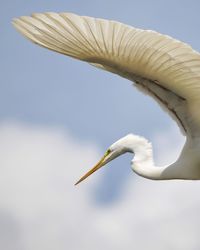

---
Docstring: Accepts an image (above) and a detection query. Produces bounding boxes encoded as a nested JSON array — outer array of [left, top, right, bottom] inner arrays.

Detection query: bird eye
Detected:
[[106, 149, 111, 154]]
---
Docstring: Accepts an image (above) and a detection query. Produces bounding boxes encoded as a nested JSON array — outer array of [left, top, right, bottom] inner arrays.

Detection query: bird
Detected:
[[12, 12, 200, 184]]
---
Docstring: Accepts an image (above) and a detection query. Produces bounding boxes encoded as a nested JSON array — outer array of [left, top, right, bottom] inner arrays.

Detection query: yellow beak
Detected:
[[75, 150, 110, 185]]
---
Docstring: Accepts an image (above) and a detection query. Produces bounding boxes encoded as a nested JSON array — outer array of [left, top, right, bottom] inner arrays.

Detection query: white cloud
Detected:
[[0, 122, 200, 250]]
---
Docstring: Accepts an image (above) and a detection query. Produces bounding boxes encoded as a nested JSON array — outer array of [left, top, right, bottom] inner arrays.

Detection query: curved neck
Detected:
[[127, 139, 179, 180], [131, 160, 173, 180], [110, 134, 181, 180]]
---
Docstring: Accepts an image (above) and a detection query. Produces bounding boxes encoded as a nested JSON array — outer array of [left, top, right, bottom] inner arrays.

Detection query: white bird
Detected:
[[12, 12, 200, 184]]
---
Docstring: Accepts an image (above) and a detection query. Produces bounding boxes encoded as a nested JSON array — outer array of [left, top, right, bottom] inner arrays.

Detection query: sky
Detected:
[[1, 0, 200, 249]]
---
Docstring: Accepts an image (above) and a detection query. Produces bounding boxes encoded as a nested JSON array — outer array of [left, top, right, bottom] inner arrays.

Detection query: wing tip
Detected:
[[12, 17, 19, 27], [12, 17, 24, 34]]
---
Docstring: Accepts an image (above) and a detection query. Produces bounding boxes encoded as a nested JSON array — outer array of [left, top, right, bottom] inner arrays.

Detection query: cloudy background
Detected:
[[1, 0, 200, 249]]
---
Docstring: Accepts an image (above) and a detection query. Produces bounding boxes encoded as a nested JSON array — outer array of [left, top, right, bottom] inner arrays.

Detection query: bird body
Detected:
[[12, 12, 200, 182]]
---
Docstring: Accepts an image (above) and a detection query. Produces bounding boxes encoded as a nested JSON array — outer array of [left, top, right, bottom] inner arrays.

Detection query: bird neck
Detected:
[[128, 137, 178, 180], [112, 134, 181, 180], [131, 159, 172, 180]]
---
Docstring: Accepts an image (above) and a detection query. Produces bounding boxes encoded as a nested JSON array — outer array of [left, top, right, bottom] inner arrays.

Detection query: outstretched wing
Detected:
[[13, 12, 200, 136]]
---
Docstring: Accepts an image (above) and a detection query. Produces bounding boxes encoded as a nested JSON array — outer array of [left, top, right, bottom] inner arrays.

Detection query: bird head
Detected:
[[75, 134, 137, 185]]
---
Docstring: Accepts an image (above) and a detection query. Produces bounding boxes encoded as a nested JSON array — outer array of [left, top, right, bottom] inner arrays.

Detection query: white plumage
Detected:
[[12, 12, 200, 183]]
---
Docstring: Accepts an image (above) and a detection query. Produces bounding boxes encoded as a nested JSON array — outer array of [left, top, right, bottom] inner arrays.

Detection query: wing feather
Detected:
[[13, 12, 200, 136]]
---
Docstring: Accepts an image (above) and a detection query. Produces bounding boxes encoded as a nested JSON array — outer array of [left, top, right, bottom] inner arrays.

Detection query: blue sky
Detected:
[[1, 1, 200, 249]]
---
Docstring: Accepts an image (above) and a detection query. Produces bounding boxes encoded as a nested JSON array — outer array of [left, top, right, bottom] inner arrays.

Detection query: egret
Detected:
[[12, 12, 200, 184]]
